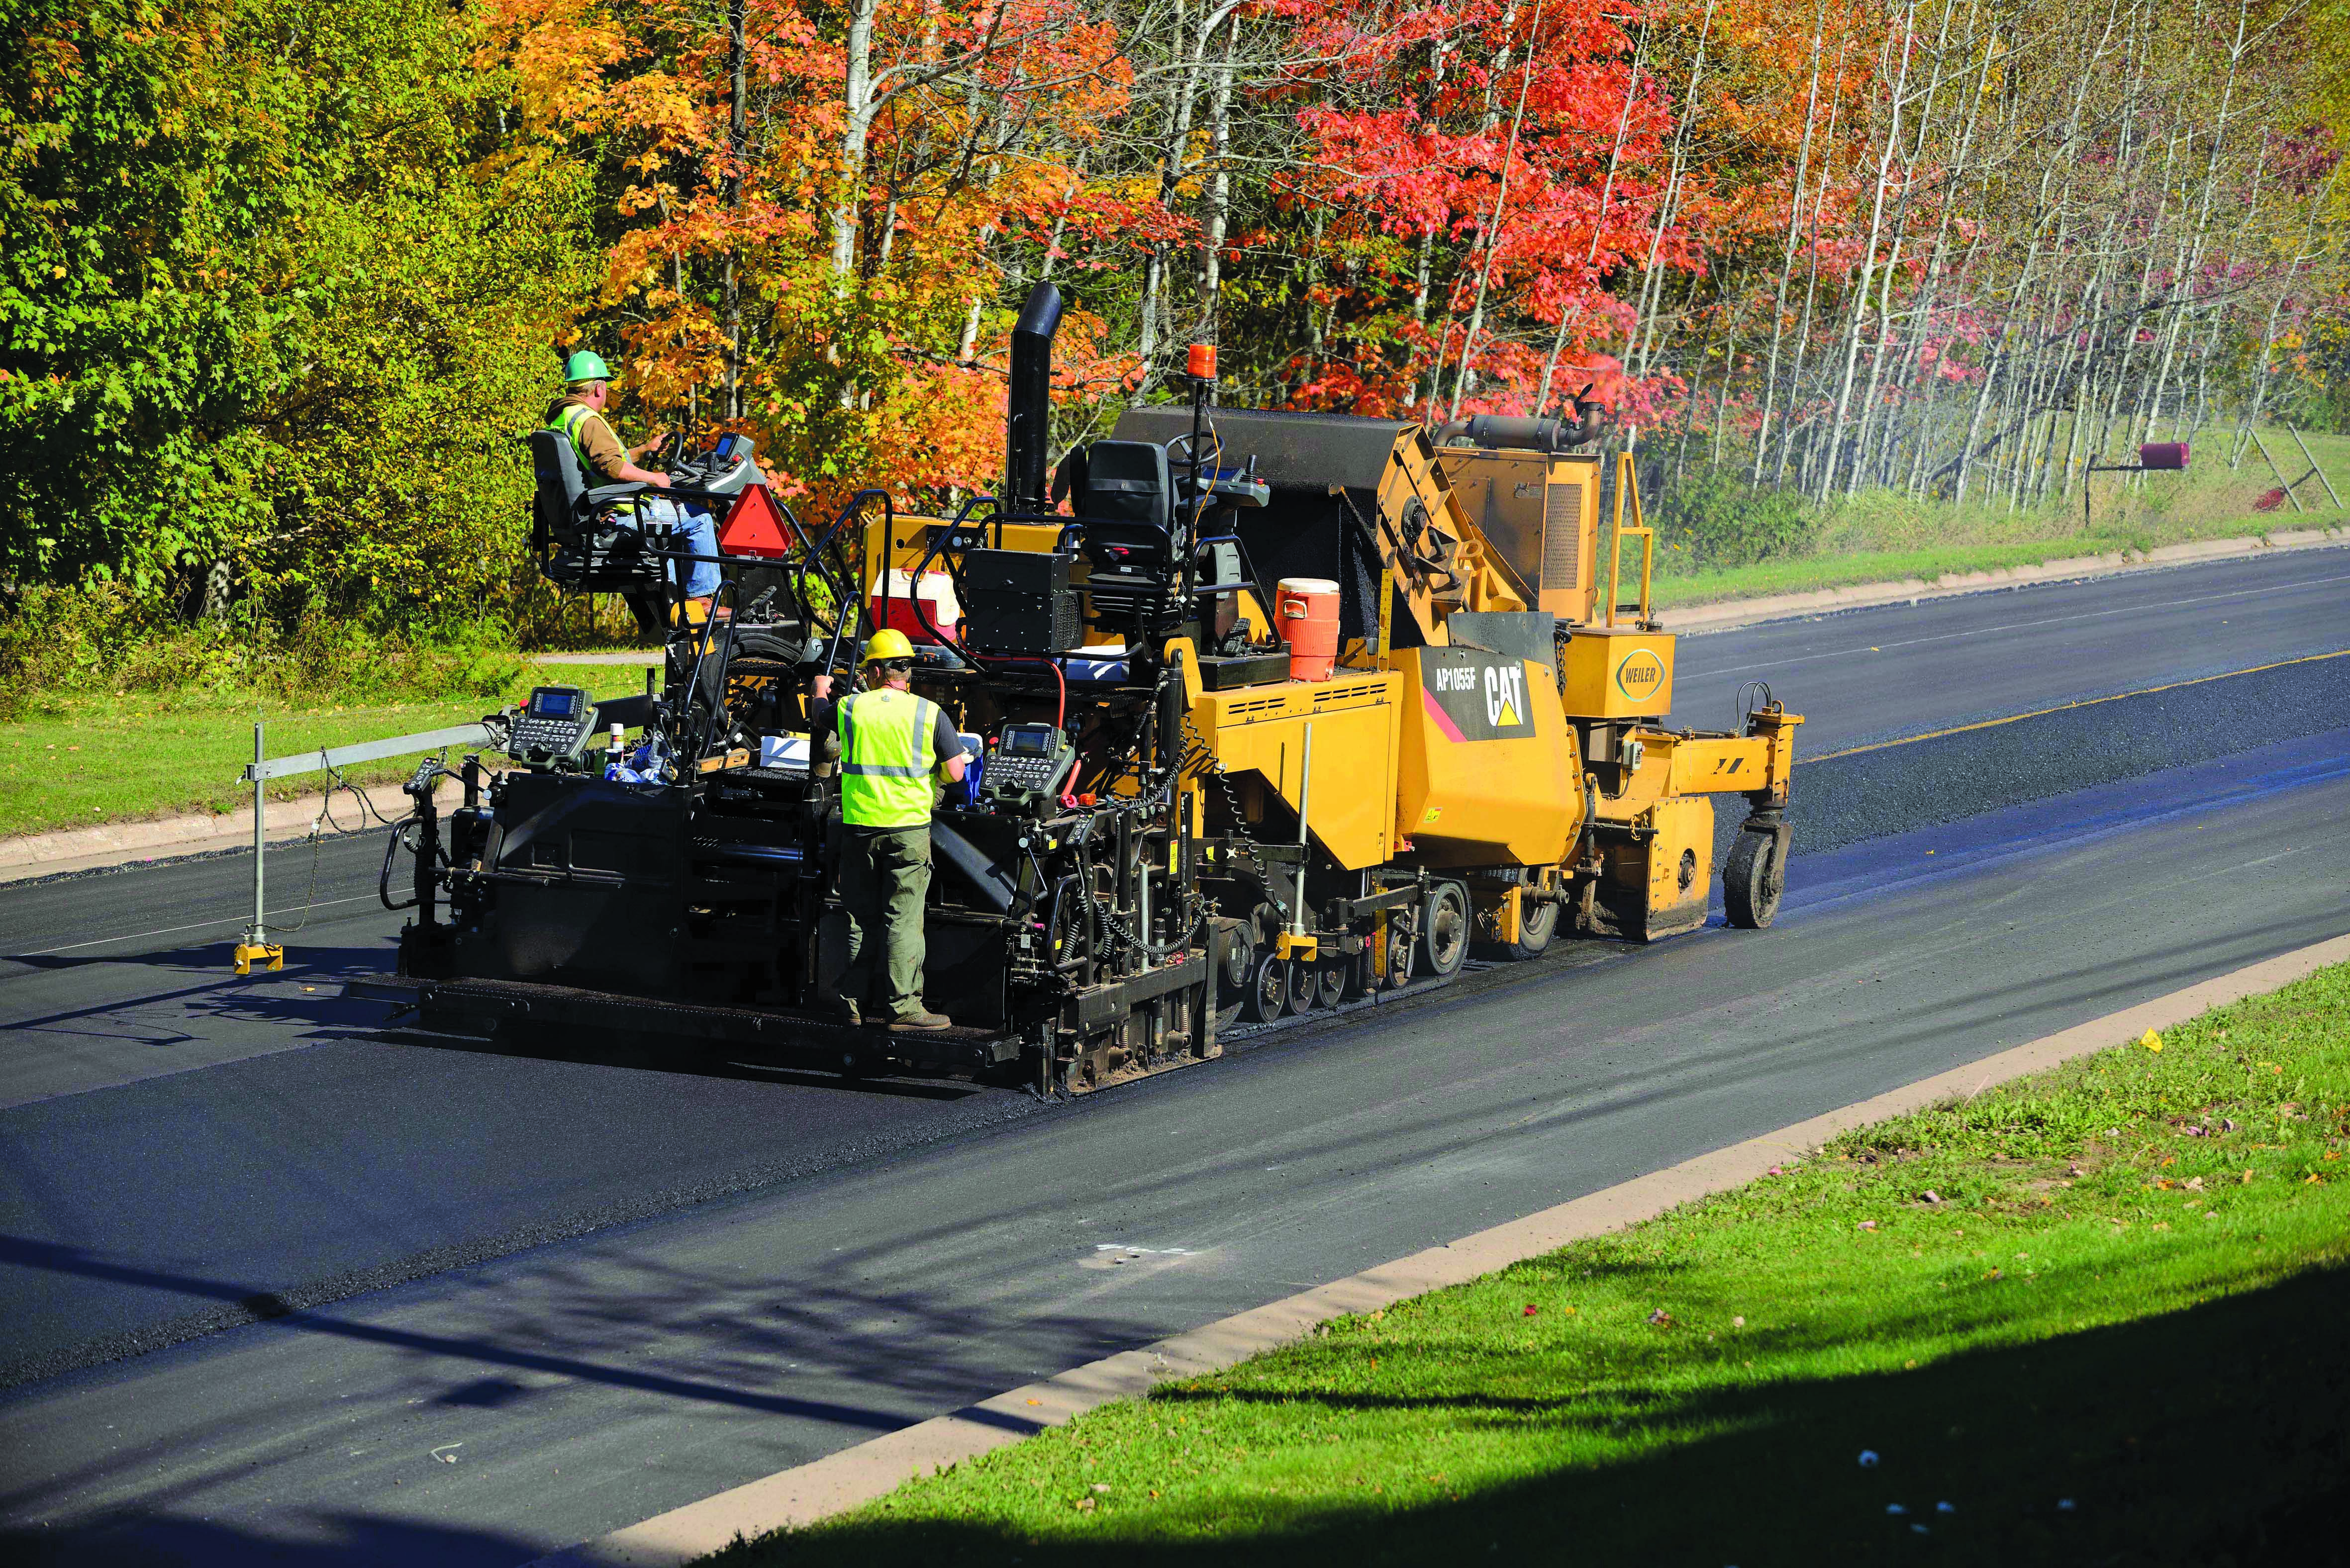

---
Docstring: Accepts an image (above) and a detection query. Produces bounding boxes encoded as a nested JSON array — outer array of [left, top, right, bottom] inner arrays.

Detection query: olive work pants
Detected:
[[832, 823, 932, 1020]]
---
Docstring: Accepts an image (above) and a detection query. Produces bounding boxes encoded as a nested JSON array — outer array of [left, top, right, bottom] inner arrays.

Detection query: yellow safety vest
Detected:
[[838, 687, 940, 829], [549, 403, 635, 514]]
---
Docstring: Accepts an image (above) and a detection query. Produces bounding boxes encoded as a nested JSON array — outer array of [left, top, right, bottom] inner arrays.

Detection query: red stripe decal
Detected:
[[1421, 687, 1468, 743]]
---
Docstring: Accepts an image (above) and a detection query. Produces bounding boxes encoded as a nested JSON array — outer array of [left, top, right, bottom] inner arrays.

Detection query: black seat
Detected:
[[527, 429, 674, 593], [1078, 440, 1172, 528], [1074, 441, 1178, 634]]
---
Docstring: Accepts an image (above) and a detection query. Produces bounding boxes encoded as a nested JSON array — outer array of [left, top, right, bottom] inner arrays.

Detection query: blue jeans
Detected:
[[632, 498, 722, 598]]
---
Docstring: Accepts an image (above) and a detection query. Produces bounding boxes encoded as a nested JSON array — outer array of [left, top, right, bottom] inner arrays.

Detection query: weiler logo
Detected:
[[1614, 648, 1667, 704]]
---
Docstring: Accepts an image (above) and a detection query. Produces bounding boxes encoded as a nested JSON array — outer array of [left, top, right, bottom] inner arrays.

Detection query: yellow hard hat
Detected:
[[862, 629, 916, 664]]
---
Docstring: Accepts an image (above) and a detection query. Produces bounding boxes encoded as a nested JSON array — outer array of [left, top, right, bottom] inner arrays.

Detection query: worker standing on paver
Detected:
[[808, 630, 969, 1031]]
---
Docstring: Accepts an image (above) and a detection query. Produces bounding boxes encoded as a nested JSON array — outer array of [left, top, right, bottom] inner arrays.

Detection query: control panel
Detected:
[[507, 686, 597, 767], [670, 432, 760, 495], [981, 722, 1075, 808]]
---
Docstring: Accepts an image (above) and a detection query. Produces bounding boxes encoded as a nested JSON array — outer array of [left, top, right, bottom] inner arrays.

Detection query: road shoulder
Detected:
[[530, 930, 2350, 1568]]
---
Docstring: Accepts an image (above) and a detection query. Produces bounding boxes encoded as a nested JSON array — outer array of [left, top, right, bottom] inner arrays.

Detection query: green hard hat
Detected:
[[563, 348, 613, 385]]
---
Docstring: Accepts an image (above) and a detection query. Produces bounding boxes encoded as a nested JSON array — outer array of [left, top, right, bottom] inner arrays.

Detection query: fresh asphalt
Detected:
[[0, 548, 2344, 1565]]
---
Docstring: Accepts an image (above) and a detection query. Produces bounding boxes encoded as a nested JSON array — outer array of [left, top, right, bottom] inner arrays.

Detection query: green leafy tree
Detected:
[[0, 0, 594, 633]]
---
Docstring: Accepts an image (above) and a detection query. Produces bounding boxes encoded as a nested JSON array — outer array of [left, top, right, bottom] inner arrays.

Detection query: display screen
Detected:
[[713, 434, 738, 460], [532, 689, 578, 717], [1002, 725, 1053, 757]]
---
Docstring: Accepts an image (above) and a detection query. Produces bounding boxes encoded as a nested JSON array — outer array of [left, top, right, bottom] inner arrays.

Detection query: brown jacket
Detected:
[[545, 395, 630, 482]]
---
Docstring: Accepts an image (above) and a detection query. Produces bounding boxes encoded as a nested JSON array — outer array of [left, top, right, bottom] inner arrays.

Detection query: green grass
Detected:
[[712, 963, 2350, 1567], [1649, 529, 2271, 609], [0, 660, 658, 841], [1653, 423, 2349, 609]]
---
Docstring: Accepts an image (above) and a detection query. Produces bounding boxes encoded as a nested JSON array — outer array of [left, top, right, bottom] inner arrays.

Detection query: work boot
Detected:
[[889, 1008, 953, 1032], [827, 998, 862, 1027]]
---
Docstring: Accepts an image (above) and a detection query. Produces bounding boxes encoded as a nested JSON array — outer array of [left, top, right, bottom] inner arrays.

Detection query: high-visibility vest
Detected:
[[838, 687, 940, 829], [549, 403, 635, 514]]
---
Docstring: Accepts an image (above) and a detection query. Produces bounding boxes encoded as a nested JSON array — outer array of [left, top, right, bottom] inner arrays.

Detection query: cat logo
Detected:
[[1420, 648, 1537, 740], [1614, 648, 1667, 704], [1483, 662, 1527, 729]]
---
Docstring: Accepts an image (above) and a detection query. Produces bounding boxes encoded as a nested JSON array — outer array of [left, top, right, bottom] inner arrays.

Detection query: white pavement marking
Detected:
[[527, 930, 2350, 1568]]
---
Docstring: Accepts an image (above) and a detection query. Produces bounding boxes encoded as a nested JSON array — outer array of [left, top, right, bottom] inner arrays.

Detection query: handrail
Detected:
[[244, 723, 496, 783], [1605, 449, 1654, 627]]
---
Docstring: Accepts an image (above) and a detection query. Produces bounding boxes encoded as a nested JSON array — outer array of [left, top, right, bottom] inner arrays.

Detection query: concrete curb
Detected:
[[1661, 526, 2350, 635], [527, 930, 2350, 1568], [0, 779, 462, 887]]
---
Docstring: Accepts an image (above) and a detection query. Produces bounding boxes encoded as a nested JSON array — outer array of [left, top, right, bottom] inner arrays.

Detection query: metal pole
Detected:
[[251, 721, 265, 947], [2286, 424, 2345, 511]]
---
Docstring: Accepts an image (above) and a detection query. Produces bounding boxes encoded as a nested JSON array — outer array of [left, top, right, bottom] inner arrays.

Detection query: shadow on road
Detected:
[[730, 1262, 2350, 1568], [0, 1232, 1028, 1434], [388, 1020, 995, 1102], [2, 942, 385, 976], [0, 1511, 545, 1568], [3, 936, 991, 1101], [0, 946, 398, 1052]]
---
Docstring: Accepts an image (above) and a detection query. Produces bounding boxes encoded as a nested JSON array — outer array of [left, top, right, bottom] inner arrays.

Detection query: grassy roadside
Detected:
[[1650, 514, 2347, 610], [0, 660, 658, 841], [1653, 423, 2350, 608], [715, 962, 2350, 1567], [1649, 527, 2280, 609]]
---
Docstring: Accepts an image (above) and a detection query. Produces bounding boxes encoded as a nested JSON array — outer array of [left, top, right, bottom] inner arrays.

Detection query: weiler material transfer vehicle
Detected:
[[362, 285, 1800, 1095]]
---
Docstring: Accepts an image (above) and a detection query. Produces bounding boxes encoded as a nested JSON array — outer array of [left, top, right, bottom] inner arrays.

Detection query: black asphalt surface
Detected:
[[1669, 546, 2350, 753], [0, 548, 2344, 1566]]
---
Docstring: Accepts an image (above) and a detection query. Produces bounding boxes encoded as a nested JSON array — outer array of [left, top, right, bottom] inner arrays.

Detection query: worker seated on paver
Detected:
[[543, 350, 722, 620], [808, 629, 970, 1031]]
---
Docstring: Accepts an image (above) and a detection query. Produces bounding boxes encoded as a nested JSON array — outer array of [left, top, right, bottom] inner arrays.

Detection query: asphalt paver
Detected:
[[0, 550, 2343, 1565]]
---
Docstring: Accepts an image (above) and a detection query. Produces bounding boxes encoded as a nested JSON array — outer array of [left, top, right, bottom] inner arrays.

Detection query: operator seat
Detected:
[[526, 429, 677, 595], [1071, 440, 1177, 637]]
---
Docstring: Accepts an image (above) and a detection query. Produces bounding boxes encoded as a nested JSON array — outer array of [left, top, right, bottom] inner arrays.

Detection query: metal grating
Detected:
[[1542, 482, 1583, 592]]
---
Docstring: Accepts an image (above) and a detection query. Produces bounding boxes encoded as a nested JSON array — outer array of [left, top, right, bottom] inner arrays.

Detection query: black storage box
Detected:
[[961, 548, 1081, 655]]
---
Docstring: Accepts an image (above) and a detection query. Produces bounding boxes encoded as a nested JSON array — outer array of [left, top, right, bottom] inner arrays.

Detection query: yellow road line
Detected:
[[1803, 647, 2350, 764]]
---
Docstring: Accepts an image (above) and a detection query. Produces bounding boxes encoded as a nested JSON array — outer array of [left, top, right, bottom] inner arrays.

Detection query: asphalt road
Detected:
[[0, 548, 2344, 1566]]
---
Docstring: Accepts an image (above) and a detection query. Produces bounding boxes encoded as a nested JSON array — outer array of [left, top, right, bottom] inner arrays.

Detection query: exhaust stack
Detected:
[[1006, 282, 1065, 512]]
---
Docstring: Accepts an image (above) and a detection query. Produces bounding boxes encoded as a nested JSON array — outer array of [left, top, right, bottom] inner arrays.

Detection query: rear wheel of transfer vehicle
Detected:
[[1241, 949, 1289, 1023], [1313, 960, 1348, 1010], [1418, 881, 1469, 980], [1724, 830, 1786, 929], [1510, 897, 1560, 959]]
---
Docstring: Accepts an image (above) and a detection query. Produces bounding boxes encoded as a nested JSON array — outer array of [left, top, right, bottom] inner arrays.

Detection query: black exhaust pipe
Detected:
[[1435, 408, 1605, 452], [1007, 282, 1065, 512]]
